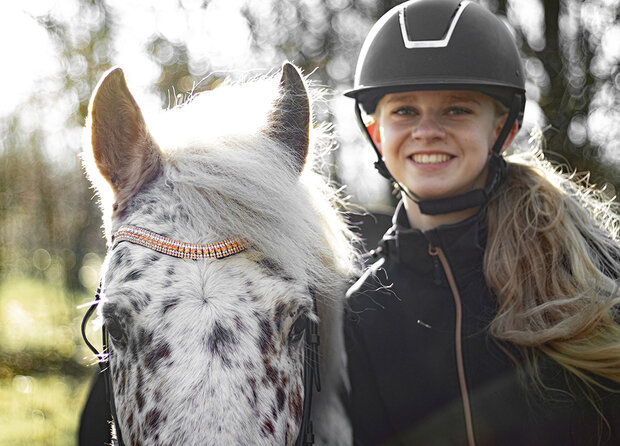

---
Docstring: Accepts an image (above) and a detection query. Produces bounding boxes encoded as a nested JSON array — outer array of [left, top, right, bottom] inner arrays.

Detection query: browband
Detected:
[[112, 225, 247, 259]]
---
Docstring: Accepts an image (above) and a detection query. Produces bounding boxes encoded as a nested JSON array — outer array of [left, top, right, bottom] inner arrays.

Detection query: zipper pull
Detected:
[[428, 244, 442, 286]]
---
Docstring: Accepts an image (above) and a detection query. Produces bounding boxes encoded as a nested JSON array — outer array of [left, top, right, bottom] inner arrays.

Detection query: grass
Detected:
[[0, 374, 92, 446], [0, 277, 100, 445]]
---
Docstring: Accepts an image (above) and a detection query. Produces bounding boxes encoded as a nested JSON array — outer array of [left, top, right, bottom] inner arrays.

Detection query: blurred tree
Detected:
[[1, 0, 618, 292], [242, 0, 619, 194], [0, 0, 115, 290], [500, 0, 619, 195]]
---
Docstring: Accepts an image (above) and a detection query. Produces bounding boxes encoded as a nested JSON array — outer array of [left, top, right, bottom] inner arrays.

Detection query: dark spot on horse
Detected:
[[289, 383, 303, 423], [132, 424, 143, 446], [234, 315, 246, 333], [276, 386, 286, 413], [131, 298, 144, 314], [150, 255, 159, 263], [124, 269, 143, 282], [162, 297, 179, 315], [129, 334, 139, 363], [112, 247, 131, 269], [265, 363, 279, 386], [166, 266, 175, 276], [262, 419, 275, 438], [119, 368, 127, 395], [258, 317, 274, 355], [138, 328, 150, 349], [135, 366, 145, 412], [112, 361, 121, 381], [145, 342, 171, 371], [145, 408, 162, 431], [248, 377, 258, 408], [249, 293, 260, 302], [258, 258, 283, 275], [159, 210, 173, 223], [136, 389, 145, 412], [207, 322, 238, 366], [274, 301, 286, 332], [127, 412, 134, 432], [258, 258, 295, 281]]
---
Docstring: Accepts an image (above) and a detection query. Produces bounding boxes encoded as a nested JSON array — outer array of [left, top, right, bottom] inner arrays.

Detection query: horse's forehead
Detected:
[[103, 244, 309, 317]]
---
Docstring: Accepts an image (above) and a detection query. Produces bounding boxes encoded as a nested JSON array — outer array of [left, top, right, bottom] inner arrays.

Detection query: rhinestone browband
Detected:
[[112, 225, 247, 259]]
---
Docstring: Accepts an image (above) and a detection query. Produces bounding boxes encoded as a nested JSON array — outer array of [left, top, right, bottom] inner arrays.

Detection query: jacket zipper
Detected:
[[428, 243, 476, 446]]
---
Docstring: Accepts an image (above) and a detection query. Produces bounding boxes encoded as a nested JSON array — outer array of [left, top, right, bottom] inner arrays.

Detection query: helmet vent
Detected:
[[399, 0, 471, 49]]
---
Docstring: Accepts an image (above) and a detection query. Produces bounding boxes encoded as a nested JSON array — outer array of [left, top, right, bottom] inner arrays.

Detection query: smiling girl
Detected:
[[343, 1, 620, 445]]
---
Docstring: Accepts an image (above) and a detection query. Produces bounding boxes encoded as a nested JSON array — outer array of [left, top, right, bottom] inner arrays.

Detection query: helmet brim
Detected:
[[345, 81, 524, 115]]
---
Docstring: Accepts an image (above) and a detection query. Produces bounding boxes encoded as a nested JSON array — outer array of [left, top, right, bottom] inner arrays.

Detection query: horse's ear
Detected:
[[87, 67, 160, 210], [267, 62, 310, 173]]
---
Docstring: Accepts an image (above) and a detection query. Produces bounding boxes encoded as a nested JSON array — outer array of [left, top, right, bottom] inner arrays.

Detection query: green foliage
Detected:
[[0, 374, 91, 446], [0, 277, 98, 445]]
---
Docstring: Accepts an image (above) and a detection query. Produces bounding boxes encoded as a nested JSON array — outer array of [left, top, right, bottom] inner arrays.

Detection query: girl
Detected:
[[343, 1, 620, 445]]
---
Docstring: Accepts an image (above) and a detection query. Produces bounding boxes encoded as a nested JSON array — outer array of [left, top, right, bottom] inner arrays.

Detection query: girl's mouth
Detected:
[[410, 153, 453, 164]]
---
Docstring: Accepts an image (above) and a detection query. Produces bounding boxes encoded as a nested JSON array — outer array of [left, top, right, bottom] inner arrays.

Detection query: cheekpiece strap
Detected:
[[112, 225, 246, 259]]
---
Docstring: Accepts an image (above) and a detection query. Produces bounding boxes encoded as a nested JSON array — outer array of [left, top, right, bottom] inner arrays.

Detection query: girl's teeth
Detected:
[[411, 153, 451, 164]]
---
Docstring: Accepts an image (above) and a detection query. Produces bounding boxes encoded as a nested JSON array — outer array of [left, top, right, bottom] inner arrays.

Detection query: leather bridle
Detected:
[[81, 225, 320, 446]]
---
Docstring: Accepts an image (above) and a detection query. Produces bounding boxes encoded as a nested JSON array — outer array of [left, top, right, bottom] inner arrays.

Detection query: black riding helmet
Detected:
[[345, 0, 526, 215]]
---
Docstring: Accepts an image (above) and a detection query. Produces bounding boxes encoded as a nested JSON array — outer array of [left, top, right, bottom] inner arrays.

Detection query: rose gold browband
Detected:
[[112, 225, 247, 259]]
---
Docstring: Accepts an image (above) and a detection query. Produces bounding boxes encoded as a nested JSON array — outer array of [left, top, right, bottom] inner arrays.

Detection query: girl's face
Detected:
[[374, 90, 508, 201]]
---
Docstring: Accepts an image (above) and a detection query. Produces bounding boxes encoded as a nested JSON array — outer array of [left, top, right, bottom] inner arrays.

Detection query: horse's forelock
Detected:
[[144, 76, 358, 292]]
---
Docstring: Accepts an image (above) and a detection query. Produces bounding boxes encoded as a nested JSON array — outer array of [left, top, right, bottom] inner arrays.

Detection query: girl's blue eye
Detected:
[[393, 106, 416, 116], [448, 107, 473, 115]]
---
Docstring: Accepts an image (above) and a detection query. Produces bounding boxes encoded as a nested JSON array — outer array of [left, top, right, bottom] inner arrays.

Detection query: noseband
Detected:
[[81, 225, 320, 446]]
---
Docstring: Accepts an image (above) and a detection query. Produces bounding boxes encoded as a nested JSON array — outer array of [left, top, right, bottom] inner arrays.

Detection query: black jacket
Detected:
[[345, 201, 620, 446]]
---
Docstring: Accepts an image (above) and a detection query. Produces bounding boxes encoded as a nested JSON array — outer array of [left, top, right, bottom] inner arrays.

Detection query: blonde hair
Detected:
[[485, 147, 620, 392]]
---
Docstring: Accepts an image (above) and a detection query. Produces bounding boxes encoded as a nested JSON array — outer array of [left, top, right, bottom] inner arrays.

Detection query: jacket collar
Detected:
[[380, 200, 488, 276]]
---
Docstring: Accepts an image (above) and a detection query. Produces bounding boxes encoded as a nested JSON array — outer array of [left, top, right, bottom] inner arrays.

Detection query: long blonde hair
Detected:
[[485, 147, 620, 391]]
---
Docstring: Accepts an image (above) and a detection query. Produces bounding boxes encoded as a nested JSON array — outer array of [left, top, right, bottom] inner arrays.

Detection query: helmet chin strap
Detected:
[[355, 94, 521, 216]]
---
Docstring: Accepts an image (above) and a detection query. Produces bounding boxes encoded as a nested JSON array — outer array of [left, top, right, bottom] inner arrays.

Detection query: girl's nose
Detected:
[[410, 114, 445, 140]]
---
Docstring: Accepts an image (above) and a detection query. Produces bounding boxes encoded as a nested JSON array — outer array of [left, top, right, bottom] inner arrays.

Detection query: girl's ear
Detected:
[[366, 120, 382, 153], [499, 120, 519, 154], [493, 114, 520, 155]]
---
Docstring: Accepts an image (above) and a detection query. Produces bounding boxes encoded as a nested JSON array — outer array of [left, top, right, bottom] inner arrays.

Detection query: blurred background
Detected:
[[0, 0, 618, 444]]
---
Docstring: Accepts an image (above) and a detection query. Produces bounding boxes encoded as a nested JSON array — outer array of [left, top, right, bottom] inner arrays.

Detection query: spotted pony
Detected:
[[83, 63, 357, 445]]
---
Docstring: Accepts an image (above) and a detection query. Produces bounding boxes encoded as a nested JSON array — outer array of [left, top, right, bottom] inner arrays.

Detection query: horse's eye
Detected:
[[106, 318, 127, 349], [288, 315, 308, 344]]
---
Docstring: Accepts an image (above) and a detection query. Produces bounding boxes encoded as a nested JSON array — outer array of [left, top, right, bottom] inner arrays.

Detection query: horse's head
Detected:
[[83, 64, 356, 445]]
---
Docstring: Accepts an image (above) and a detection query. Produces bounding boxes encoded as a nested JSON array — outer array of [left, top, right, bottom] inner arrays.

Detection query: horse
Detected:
[[81, 63, 358, 445]]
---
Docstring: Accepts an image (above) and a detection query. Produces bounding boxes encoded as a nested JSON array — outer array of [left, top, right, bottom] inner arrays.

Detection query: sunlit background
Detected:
[[0, 0, 618, 443]]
